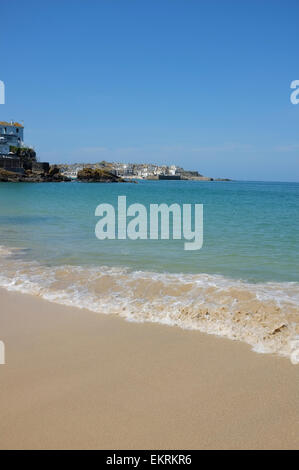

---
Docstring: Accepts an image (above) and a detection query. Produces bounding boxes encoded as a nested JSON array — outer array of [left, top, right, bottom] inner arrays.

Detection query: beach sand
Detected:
[[0, 287, 298, 450]]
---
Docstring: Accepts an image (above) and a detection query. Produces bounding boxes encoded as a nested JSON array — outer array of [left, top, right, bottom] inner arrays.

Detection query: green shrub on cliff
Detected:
[[9, 146, 37, 162]]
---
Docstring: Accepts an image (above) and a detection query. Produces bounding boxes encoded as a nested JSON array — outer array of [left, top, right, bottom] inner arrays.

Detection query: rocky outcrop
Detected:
[[0, 169, 22, 182], [214, 178, 232, 182], [184, 176, 232, 181], [25, 166, 70, 182], [77, 168, 124, 182], [0, 166, 70, 183]]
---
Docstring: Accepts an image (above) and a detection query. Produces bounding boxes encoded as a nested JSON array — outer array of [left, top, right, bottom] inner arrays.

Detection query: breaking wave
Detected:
[[0, 245, 298, 364]]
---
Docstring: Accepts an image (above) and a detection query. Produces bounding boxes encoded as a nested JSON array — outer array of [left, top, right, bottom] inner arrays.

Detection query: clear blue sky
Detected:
[[1, 0, 299, 181]]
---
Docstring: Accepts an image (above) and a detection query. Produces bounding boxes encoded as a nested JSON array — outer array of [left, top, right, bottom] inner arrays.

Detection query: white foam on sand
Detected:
[[0, 245, 298, 364]]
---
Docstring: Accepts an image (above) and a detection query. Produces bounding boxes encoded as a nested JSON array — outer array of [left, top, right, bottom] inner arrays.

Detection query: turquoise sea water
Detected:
[[0, 180, 298, 362], [0, 180, 298, 282]]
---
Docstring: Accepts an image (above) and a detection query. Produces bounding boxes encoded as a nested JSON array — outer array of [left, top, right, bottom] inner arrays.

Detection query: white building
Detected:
[[169, 165, 177, 176], [0, 121, 24, 155], [0, 137, 9, 155]]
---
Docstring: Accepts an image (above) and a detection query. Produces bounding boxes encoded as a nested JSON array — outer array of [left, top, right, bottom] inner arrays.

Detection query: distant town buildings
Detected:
[[0, 120, 229, 182], [58, 161, 209, 180]]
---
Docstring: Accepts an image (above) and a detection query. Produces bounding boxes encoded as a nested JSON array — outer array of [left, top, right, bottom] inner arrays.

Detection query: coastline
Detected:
[[0, 287, 298, 450]]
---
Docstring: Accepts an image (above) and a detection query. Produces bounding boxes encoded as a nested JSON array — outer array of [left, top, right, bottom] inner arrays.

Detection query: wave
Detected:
[[0, 245, 298, 364]]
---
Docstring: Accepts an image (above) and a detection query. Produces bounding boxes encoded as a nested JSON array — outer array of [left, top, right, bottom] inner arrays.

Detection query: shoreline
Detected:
[[0, 246, 298, 364], [0, 287, 298, 449]]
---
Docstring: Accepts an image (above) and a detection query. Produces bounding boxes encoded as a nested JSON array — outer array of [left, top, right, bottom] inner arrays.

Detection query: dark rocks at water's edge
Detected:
[[0, 165, 230, 184], [214, 178, 232, 182], [0, 166, 135, 183], [0, 169, 20, 182], [0, 143, 71, 182], [77, 167, 133, 183], [0, 166, 70, 183]]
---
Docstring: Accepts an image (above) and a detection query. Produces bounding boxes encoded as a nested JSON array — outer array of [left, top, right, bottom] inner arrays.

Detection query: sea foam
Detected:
[[0, 245, 298, 364]]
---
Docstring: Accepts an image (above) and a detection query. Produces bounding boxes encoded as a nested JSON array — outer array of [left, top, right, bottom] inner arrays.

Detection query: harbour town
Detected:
[[0, 120, 229, 182]]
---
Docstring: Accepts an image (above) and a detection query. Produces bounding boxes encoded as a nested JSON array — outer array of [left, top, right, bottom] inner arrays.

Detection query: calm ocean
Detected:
[[0, 180, 298, 362]]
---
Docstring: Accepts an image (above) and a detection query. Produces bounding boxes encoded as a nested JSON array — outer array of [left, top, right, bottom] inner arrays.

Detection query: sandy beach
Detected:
[[0, 287, 298, 450]]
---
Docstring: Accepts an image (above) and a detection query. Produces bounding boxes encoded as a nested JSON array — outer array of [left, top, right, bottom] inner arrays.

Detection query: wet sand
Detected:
[[0, 287, 298, 449]]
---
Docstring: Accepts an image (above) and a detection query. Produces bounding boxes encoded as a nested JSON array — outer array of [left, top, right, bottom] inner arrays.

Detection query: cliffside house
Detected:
[[0, 121, 24, 154], [0, 121, 24, 173], [0, 121, 50, 175]]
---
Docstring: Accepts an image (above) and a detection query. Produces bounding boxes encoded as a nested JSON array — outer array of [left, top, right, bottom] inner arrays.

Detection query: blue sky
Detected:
[[1, 0, 299, 181]]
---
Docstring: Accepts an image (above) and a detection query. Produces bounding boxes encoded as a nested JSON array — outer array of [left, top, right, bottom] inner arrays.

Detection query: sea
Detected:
[[0, 180, 298, 363]]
